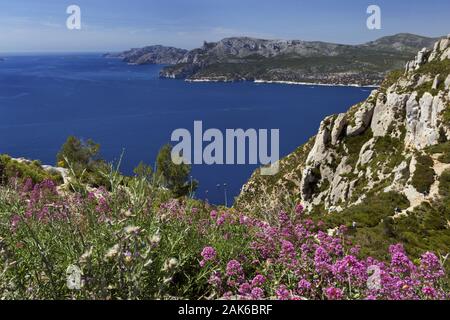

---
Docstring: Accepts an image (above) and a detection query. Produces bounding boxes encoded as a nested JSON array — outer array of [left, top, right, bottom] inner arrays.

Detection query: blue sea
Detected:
[[0, 54, 371, 205]]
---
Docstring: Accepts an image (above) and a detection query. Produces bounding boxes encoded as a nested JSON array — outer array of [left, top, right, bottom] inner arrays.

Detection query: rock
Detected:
[[306, 117, 333, 165], [405, 92, 446, 149], [432, 75, 440, 90], [357, 139, 375, 167], [445, 75, 450, 90], [371, 92, 408, 137], [331, 113, 347, 145], [439, 38, 450, 52], [327, 158, 352, 205], [415, 48, 431, 70], [346, 102, 375, 136]]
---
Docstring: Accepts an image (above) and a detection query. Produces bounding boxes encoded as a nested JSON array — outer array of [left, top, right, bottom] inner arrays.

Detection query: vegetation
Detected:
[[56, 136, 109, 188], [0, 171, 448, 299], [0, 138, 448, 299], [155, 144, 198, 197], [0, 155, 62, 185], [411, 154, 435, 194]]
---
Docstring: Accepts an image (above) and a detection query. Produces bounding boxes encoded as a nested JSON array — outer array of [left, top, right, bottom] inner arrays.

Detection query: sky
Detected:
[[0, 0, 449, 52]]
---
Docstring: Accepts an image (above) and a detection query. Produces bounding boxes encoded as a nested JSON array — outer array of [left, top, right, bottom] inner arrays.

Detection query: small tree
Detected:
[[155, 144, 197, 197], [133, 161, 153, 181], [56, 136, 108, 187]]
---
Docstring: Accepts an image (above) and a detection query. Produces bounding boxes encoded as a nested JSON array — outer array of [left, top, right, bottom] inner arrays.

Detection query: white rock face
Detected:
[[327, 157, 352, 205], [331, 113, 347, 145], [346, 101, 375, 136], [357, 138, 375, 167], [306, 116, 333, 165], [445, 75, 450, 90], [432, 75, 440, 90], [371, 92, 409, 137], [405, 92, 447, 149]]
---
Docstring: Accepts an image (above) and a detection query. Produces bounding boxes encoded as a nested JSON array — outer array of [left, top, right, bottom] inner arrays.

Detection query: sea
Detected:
[[0, 54, 372, 205]]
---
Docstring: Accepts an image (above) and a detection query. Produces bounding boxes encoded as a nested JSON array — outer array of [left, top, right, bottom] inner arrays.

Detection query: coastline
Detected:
[[185, 78, 380, 88]]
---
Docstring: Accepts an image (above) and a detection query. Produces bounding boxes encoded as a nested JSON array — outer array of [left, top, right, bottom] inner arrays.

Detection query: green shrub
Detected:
[[0, 155, 62, 185], [426, 141, 450, 163], [412, 154, 435, 194]]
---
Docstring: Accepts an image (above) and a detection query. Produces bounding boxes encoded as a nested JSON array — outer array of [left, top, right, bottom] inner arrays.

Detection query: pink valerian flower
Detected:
[[251, 287, 265, 299], [422, 286, 436, 298], [278, 211, 290, 224], [200, 246, 217, 267], [239, 215, 250, 225], [280, 240, 296, 259], [201, 246, 216, 261], [21, 178, 33, 193], [389, 244, 416, 275], [295, 204, 304, 215], [275, 285, 291, 300], [297, 279, 312, 295], [238, 282, 252, 295], [251, 274, 266, 287], [226, 260, 243, 277], [314, 246, 332, 273], [216, 215, 226, 226], [325, 287, 343, 300], [419, 252, 445, 281], [208, 271, 222, 288], [210, 210, 218, 220]]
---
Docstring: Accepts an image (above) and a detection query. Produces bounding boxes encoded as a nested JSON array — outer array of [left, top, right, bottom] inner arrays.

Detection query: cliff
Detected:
[[104, 45, 188, 65], [235, 35, 450, 260], [236, 35, 450, 214]]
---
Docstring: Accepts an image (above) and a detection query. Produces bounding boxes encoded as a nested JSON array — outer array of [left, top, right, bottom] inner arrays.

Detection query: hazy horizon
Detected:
[[0, 0, 449, 53], [0, 32, 446, 55]]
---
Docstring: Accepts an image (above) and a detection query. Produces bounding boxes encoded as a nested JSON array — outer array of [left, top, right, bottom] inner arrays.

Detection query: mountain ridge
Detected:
[[159, 33, 440, 85]]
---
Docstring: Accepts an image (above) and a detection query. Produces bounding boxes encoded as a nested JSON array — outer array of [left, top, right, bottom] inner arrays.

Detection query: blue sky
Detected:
[[0, 0, 449, 52]]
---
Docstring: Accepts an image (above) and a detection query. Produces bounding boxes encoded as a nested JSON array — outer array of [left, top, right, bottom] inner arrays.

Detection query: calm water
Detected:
[[0, 54, 371, 205]]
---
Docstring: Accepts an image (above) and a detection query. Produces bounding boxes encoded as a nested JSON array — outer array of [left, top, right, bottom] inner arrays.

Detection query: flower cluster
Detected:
[[199, 205, 449, 300]]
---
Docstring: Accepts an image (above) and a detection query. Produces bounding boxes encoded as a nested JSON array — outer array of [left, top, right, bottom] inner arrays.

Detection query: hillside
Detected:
[[236, 35, 450, 263], [159, 34, 439, 86], [104, 45, 188, 65]]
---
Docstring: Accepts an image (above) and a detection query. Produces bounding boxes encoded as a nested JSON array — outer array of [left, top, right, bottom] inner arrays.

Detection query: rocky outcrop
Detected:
[[104, 45, 188, 65], [236, 35, 450, 214]]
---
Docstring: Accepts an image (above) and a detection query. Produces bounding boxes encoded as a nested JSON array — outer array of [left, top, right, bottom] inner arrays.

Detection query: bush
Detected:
[[156, 144, 198, 197], [56, 136, 109, 187], [412, 154, 435, 194], [0, 155, 62, 185]]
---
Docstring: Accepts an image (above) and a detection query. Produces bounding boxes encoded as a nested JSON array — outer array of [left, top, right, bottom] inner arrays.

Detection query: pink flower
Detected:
[[226, 260, 243, 277], [210, 210, 217, 219], [295, 204, 304, 215], [275, 285, 291, 300], [201, 246, 216, 261], [251, 274, 266, 287], [422, 286, 436, 298], [251, 287, 265, 299], [325, 287, 343, 300]]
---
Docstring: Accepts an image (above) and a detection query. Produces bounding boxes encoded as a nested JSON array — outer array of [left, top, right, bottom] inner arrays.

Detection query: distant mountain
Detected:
[[361, 33, 438, 53], [158, 33, 440, 86], [104, 45, 188, 65]]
